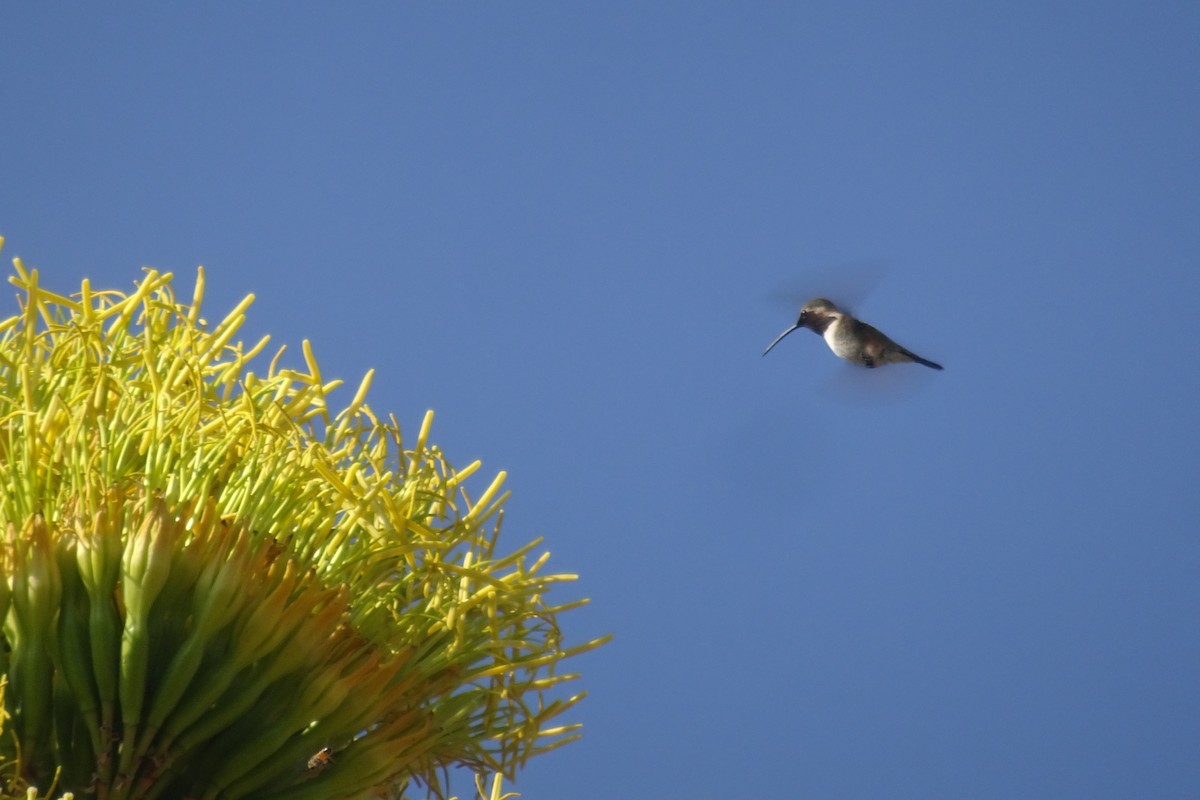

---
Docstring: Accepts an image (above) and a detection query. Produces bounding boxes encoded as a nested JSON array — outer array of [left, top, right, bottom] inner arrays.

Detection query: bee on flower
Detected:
[[306, 746, 334, 775]]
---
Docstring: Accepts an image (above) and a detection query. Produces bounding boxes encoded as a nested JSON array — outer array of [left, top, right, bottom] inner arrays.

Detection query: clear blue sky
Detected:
[[3, 4, 1198, 798]]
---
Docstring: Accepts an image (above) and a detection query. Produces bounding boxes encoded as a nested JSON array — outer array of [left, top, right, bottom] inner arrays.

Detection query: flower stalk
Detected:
[[0, 238, 609, 799]]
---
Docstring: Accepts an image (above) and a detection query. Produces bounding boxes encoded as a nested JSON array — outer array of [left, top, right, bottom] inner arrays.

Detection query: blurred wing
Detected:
[[764, 259, 890, 316]]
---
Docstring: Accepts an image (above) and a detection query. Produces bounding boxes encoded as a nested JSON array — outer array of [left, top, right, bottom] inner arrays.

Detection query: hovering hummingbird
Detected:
[[763, 298, 943, 370]]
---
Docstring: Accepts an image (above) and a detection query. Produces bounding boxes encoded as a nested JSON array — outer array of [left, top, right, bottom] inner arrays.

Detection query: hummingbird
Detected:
[[763, 298, 943, 370]]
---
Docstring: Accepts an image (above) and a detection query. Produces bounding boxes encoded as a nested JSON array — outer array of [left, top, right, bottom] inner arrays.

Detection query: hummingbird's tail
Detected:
[[904, 350, 943, 370]]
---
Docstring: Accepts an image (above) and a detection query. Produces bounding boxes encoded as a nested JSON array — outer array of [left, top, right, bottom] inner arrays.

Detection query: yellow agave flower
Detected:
[[0, 238, 609, 800]]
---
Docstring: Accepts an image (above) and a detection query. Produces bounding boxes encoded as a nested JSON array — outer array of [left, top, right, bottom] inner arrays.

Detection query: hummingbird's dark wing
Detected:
[[850, 318, 943, 370]]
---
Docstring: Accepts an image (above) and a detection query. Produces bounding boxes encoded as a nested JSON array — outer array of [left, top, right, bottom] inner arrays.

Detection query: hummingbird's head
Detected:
[[763, 298, 843, 357], [797, 298, 841, 333]]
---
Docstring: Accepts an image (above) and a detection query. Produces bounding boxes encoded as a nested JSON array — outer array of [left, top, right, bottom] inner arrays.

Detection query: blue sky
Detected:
[[3, 3, 1199, 798]]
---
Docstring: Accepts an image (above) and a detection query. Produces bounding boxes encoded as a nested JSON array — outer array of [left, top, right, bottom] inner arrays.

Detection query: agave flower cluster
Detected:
[[0, 240, 606, 800]]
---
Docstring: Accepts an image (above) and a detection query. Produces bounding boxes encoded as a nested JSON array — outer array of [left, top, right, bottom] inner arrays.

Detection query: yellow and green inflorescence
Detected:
[[0, 238, 608, 800]]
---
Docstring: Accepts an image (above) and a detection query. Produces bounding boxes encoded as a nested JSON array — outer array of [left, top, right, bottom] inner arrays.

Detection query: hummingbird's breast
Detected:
[[822, 315, 863, 362]]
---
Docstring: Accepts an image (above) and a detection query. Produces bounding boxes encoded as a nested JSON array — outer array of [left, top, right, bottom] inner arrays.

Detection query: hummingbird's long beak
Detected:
[[762, 322, 802, 356]]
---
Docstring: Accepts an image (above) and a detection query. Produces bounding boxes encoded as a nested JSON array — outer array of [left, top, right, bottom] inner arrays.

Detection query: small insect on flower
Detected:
[[307, 746, 334, 775]]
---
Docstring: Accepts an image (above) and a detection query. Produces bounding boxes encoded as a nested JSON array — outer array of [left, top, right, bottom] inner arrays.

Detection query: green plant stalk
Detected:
[[49, 545, 100, 788], [115, 501, 175, 782], [6, 517, 61, 781]]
